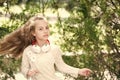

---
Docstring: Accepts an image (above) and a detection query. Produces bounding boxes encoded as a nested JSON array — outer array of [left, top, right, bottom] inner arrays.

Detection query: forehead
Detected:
[[34, 19, 48, 27]]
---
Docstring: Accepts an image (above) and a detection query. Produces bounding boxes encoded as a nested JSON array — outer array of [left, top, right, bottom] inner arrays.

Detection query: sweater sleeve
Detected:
[[54, 47, 80, 78], [21, 48, 30, 78]]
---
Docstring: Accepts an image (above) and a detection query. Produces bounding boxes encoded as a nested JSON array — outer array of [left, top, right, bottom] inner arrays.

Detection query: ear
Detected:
[[31, 31, 36, 36]]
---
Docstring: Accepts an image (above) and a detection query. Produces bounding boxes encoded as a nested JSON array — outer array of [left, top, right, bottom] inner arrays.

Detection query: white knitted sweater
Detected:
[[21, 45, 79, 80]]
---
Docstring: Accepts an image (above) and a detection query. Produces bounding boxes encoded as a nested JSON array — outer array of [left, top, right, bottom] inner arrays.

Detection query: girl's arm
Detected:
[[54, 47, 80, 78], [21, 48, 30, 78], [54, 46, 92, 78]]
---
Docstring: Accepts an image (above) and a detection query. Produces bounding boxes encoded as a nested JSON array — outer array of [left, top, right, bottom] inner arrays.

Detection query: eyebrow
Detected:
[[36, 25, 48, 28]]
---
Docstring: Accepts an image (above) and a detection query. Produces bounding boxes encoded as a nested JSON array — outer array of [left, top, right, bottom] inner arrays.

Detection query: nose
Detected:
[[44, 28, 49, 33]]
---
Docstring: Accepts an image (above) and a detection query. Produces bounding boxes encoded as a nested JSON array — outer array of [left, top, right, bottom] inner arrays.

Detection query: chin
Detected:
[[44, 38, 49, 40], [44, 37, 49, 39]]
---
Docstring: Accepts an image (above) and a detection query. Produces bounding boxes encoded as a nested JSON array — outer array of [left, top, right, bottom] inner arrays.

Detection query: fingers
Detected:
[[84, 68, 92, 76], [27, 69, 39, 77], [78, 68, 92, 77], [84, 70, 91, 76]]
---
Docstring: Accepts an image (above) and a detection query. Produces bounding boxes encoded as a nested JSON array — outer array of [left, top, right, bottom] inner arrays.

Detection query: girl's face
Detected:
[[32, 19, 50, 41]]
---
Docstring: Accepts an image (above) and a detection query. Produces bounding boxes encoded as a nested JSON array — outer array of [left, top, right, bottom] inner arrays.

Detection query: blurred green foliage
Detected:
[[0, 0, 120, 80]]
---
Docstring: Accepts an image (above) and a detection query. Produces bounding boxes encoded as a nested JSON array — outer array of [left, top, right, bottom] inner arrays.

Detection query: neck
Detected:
[[36, 40, 47, 47]]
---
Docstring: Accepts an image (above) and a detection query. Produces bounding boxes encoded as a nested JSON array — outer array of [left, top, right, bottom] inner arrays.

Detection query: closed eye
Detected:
[[39, 27, 43, 30]]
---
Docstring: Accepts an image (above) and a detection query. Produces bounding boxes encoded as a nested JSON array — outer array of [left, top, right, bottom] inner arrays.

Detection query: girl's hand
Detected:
[[78, 68, 92, 76], [27, 69, 39, 77]]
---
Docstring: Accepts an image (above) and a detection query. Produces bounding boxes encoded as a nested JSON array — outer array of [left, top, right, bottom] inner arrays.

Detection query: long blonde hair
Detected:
[[0, 15, 46, 57]]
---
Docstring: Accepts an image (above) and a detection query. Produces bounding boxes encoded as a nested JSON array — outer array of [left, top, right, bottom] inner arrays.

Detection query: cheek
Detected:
[[35, 34, 42, 40], [33, 31, 41, 37], [36, 32, 42, 37], [48, 29, 50, 34], [48, 30, 50, 34]]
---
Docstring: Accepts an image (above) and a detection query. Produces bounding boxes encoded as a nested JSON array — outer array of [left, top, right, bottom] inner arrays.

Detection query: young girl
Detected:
[[0, 14, 92, 80]]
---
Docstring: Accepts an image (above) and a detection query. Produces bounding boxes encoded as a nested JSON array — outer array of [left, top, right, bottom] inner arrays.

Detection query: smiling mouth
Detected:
[[43, 35, 49, 37]]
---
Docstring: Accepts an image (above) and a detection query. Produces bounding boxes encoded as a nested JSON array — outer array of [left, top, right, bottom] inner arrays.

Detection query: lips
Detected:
[[43, 34, 49, 37]]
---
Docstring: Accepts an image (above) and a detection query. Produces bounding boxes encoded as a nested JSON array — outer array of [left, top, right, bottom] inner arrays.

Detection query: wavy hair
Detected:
[[0, 14, 46, 57]]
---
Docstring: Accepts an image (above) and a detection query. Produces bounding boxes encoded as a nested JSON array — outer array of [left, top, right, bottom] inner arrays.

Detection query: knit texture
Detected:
[[21, 45, 79, 80]]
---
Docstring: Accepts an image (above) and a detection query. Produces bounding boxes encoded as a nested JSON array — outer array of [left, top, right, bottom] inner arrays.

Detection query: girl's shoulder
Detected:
[[23, 45, 33, 53], [50, 44, 60, 50], [50, 44, 63, 54], [23, 44, 61, 54]]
